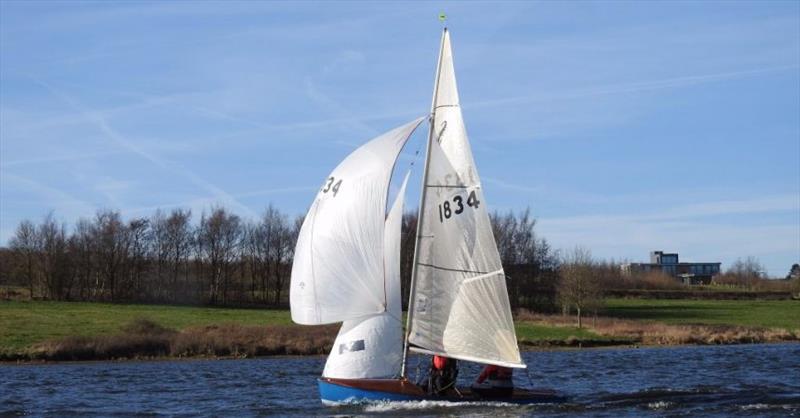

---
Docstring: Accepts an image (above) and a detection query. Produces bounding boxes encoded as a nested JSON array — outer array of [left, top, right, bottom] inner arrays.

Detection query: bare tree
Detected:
[[123, 218, 150, 300], [271, 213, 300, 306], [245, 206, 280, 303], [256, 206, 294, 306], [92, 210, 128, 301], [716, 256, 766, 289], [150, 210, 171, 299], [557, 246, 601, 328], [490, 209, 558, 312], [400, 212, 417, 309], [70, 218, 96, 300], [37, 214, 72, 300], [9, 220, 39, 299], [152, 209, 193, 301], [197, 207, 242, 304]]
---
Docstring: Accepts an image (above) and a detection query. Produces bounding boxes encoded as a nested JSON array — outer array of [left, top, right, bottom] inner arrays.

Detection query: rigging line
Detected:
[[416, 262, 488, 275], [382, 119, 425, 314], [425, 184, 468, 188], [406, 118, 427, 172], [402, 28, 447, 379]]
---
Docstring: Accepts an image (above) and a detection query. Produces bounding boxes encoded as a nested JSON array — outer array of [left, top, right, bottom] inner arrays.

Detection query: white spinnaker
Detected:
[[407, 30, 523, 368], [291, 118, 423, 325], [322, 173, 409, 378]]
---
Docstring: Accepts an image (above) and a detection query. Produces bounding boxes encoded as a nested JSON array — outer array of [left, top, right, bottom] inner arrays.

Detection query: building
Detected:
[[621, 250, 721, 285]]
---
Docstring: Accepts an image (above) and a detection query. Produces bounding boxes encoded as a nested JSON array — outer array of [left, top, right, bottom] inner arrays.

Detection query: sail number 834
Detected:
[[438, 190, 480, 222], [321, 176, 343, 197]]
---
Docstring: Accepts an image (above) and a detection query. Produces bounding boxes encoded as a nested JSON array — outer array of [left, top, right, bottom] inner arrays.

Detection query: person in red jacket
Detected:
[[428, 355, 458, 395], [471, 364, 513, 397]]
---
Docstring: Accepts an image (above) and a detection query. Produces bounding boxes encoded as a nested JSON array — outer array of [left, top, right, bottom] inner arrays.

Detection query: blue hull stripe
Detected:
[[318, 379, 417, 403], [317, 379, 566, 405]]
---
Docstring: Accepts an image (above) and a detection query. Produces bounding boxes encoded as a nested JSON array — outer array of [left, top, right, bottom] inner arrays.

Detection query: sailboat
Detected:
[[290, 28, 566, 405]]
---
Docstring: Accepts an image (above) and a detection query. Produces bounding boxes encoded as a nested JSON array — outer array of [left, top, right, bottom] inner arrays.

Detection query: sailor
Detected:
[[428, 355, 458, 395], [471, 364, 513, 397]]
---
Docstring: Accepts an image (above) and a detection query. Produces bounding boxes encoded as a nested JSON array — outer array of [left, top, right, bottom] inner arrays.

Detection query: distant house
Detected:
[[621, 251, 721, 285]]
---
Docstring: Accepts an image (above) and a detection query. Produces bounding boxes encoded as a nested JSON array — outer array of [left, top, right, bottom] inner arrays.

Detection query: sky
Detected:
[[1, 1, 798, 277]]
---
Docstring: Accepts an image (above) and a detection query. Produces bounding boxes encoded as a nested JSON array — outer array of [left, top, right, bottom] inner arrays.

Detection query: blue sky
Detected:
[[1, 1, 798, 276]]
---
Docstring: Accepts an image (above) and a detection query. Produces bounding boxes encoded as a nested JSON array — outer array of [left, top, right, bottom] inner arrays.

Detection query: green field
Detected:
[[0, 301, 293, 350], [2, 298, 798, 356], [604, 298, 800, 329], [0, 301, 611, 352]]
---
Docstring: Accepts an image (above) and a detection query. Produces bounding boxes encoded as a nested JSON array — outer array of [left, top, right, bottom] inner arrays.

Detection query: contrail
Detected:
[[31, 77, 258, 218], [468, 64, 800, 109]]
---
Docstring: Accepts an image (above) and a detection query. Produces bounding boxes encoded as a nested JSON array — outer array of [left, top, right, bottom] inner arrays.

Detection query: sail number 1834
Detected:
[[438, 190, 480, 222]]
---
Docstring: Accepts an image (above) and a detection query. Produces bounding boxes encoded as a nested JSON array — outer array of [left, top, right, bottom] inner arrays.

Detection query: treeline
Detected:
[[1, 207, 298, 306], [3, 207, 795, 318], [0, 207, 562, 311], [554, 247, 799, 328]]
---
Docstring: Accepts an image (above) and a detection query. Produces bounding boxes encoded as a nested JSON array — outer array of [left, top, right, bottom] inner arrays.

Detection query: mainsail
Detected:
[[407, 29, 524, 368], [322, 173, 410, 378], [290, 118, 423, 325]]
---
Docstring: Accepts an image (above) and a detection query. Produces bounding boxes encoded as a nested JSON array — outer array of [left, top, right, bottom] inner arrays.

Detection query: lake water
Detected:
[[2, 343, 798, 417]]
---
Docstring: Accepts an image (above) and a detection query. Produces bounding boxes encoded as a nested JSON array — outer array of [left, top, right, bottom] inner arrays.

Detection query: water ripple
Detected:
[[0, 344, 798, 417]]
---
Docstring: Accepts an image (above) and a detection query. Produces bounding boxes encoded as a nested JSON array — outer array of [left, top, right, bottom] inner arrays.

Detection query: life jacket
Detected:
[[484, 366, 513, 388], [489, 367, 512, 381], [433, 355, 447, 370]]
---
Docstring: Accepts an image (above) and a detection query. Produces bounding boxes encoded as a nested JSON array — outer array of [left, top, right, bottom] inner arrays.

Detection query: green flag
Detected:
[[438, 13, 446, 22]]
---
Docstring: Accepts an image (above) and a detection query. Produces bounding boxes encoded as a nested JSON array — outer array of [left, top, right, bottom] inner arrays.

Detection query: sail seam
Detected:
[[416, 262, 488, 275], [434, 104, 459, 109], [425, 184, 468, 188], [308, 200, 321, 323]]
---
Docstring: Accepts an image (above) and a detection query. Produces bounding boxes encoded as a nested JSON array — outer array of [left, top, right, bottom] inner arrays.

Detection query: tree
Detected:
[[557, 246, 601, 328], [37, 213, 73, 300], [786, 263, 800, 280], [151, 209, 193, 301], [70, 218, 96, 301], [123, 218, 150, 300], [197, 207, 242, 304], [721, 256, 766, 288], [9, 220, 39, 299], [400, 212, 417, 310], [92, 210, 128, 301], [490, 209, 558, 312]]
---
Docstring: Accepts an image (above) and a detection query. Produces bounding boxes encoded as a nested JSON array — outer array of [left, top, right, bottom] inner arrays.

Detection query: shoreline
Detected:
[[3, 340, 798, 366]]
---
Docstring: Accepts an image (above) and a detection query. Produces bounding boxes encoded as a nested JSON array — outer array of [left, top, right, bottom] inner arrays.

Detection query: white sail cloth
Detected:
[[290, 118, 423, 325], [408, 30, 524, 368], [323, 173, 409, 378]]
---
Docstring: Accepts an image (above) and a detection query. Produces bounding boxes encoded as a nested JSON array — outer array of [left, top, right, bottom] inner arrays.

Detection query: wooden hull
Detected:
[[318, 377, 568, 405]]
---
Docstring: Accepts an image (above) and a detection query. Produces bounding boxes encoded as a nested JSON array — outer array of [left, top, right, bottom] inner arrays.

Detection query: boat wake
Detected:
[[321, 385, 799, 416], [361, 400, 519, 412]]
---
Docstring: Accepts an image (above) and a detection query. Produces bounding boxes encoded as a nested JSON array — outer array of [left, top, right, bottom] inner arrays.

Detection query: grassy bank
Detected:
[[516, 298, 799, 347], [0, 301, 294, 350], [1, 299, 798, 362], [0, 301, 334, 361], [604, 298, 800, 329]]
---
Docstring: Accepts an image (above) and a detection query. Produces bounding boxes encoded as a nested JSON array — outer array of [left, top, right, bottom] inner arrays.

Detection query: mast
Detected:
[[401, 27, 448, 378]]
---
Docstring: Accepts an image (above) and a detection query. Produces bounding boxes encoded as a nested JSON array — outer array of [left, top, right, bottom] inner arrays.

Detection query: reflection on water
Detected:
[[1, 343, 798, 417]]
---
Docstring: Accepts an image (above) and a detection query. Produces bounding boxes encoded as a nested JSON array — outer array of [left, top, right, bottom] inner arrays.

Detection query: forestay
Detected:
[[291, 118, 423, 325], [322, 173, 409, 378], [407, 30, 523, 368]]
